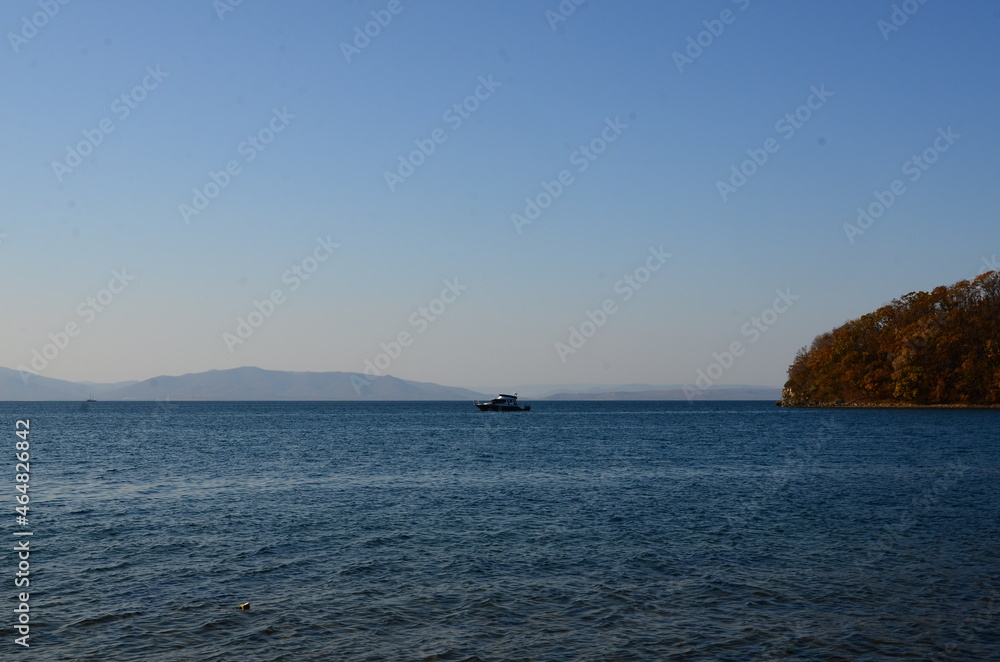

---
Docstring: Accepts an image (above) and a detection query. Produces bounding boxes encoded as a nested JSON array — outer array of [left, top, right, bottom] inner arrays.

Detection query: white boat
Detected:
[[474, 393, 531, 411]]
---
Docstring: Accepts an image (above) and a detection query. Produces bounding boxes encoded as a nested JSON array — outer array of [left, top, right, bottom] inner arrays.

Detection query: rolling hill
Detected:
[[0, 366, 485, 401]]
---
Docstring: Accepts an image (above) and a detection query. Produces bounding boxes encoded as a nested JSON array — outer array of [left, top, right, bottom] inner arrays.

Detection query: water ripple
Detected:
[[2, 401, 997, 660]]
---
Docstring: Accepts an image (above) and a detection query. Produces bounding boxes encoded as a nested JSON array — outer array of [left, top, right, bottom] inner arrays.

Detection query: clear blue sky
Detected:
[[3, 0, 998, 389]]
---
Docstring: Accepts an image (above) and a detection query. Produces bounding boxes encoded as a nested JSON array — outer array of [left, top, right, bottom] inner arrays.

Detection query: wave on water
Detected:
[[6, 401, 998, 660]]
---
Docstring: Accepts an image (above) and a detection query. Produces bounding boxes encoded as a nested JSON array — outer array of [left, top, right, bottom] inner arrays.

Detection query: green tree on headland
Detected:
[[782, 271, 1000, 406]]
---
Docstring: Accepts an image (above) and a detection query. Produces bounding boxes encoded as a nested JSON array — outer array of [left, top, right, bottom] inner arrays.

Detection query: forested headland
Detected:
[[780, 271, 1000, 407]]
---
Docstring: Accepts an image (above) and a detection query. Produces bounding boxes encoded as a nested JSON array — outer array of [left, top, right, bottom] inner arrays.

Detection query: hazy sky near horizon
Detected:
[[3, 0, 998, 390]]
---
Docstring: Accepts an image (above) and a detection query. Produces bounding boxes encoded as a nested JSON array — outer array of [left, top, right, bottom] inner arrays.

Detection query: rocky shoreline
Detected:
[[776, 399, 1000, 409]]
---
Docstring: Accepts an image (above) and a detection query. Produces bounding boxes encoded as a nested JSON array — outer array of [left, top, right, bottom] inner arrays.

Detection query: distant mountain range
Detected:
[[0, 366, 484, 401], [0, 366, 780, 401]]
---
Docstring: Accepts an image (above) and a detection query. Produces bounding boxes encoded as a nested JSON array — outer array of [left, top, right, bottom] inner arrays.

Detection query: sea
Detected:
[[3, 400, 998, 661]]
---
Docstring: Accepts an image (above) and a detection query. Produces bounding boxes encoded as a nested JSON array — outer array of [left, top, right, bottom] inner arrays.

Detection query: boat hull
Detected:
[[475, 403, 530, 412]]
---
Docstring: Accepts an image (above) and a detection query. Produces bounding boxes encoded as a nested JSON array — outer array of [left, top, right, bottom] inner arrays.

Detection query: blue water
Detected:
[[3, 401, 999, 660]]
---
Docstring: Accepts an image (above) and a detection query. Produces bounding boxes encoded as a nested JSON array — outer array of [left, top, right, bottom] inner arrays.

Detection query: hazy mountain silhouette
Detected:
[[1, 366, 780, 401], [0, 366, 485, 401], [0, 367, 136, 400], [102, 367, 487, 401]]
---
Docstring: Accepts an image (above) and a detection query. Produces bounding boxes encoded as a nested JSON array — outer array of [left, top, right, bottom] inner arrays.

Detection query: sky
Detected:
[[2, 0, 998, 391]]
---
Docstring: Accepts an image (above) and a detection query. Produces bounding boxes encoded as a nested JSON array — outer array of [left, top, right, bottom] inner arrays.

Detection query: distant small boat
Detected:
[[86, 394, 96, 402], [475, 393, 530, 412]]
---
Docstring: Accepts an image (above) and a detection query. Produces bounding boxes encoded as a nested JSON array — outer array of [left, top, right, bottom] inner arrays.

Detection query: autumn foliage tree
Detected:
[[782, 271, 1000, 405]]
